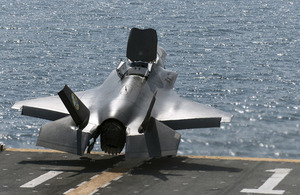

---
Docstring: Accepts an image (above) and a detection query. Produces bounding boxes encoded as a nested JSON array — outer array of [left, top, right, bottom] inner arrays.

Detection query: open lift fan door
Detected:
[[126, 28, 157, 62]]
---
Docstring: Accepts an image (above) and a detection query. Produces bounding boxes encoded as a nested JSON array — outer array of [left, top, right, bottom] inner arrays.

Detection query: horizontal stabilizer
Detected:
[[58, 85, 90, 127], [37, 116, 95, 155]]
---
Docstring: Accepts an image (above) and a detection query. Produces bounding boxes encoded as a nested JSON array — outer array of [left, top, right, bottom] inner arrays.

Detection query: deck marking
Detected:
[[100, 182, 111, 188], [63, 188, 75, 194], [113, 175, 123, 181], [65, 159, 144, 195], [241, 168, 292, 194], [188, 155, 300, 163], [20, 171, 63, 188], [89, 189, 99, 195], [90, 174, 100, 180], [77, 181, 87, 187]]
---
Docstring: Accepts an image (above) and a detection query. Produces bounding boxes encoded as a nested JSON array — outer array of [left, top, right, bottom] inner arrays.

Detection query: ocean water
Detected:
[[1, 0, 299, 159]]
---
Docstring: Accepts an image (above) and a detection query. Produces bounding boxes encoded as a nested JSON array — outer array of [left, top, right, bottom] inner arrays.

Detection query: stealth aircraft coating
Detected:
[[12, 28, 233, 158]]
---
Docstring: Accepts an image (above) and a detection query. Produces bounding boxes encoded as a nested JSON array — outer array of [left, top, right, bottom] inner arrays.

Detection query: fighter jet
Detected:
[[12, 28, 233, 158]]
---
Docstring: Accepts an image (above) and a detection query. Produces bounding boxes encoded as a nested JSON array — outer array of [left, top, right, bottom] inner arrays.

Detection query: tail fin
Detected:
[[126, 118, 181, 159], [138, 91, 157, 133], [58, 85, 90, 127]]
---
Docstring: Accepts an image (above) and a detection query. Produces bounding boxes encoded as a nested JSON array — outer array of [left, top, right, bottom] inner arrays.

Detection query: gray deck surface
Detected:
[[1, 148, 299, 195]]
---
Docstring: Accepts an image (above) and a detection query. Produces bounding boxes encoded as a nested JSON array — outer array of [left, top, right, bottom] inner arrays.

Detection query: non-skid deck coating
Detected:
[[1, 148, 300, 195]]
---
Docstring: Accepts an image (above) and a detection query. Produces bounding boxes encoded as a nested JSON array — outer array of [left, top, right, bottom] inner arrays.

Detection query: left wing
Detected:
[[12, 70, 120, 121], [152, 89, 233, 130], [12, 95, 69, 121]]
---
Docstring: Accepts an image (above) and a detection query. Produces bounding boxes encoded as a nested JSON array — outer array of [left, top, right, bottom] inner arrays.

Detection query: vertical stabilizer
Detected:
[[58, 85, 90, 127]]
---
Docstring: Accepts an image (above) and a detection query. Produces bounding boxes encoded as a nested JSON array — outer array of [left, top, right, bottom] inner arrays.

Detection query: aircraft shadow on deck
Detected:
[[18, 155, 242, 181], [18, 154, 125, 177], [130, 156, 242, 181]]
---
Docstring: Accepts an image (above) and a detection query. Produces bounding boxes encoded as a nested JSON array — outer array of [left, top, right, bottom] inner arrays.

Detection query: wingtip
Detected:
[[221, 114, 234, 123], [11, 103, 22, 110]]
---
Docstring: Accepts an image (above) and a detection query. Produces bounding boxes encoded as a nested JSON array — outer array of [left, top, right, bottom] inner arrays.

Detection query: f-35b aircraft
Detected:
[[12, 28, 233, 158]]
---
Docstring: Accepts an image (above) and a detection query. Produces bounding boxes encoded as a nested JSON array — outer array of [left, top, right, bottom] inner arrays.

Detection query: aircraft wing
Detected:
[[12, 95, 69, 121], [152, 89, 233, 130], [12, 70, 120, 122], [11, 87, 102, 121]]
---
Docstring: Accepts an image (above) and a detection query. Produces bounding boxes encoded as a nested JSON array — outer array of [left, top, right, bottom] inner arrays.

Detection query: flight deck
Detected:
[[1, 148, 300, 195]]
